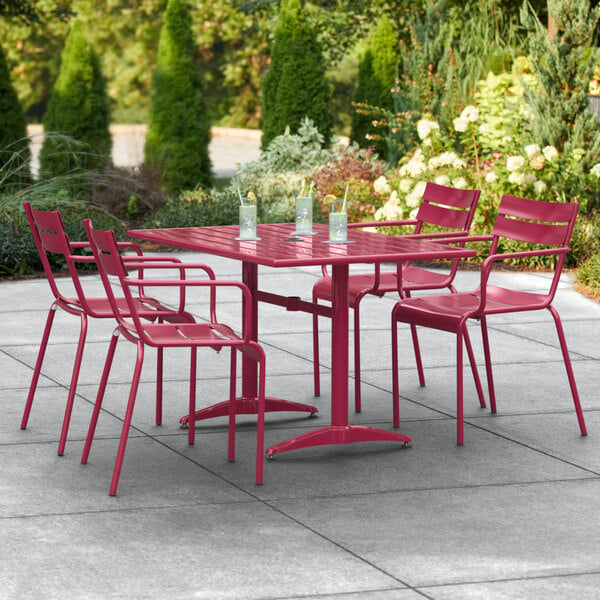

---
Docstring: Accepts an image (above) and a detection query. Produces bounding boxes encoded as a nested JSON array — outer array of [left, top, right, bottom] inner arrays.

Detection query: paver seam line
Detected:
[[417, 568, 600, 591], [0, 497, 256, 522], [253, 585, 435, 600]]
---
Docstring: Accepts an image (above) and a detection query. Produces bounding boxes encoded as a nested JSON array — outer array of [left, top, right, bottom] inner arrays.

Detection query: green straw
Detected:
[[300, 178, 306, 197], [308, 181, 314, 197], [237, 187, 243, 205]]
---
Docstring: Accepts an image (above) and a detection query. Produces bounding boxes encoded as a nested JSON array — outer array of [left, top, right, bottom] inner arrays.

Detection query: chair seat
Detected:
[[313, 266, 453, 307], [393, 285, 549, 332], [138, 321, 239, 346], [66, 296, 190, 322]]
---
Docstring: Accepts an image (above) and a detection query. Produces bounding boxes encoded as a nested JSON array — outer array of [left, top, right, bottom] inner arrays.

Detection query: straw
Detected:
[[342, 183, 349, 213], [300, 178, 306, 197], [237, 187, 243, 205], [308, 181, 314, 197]]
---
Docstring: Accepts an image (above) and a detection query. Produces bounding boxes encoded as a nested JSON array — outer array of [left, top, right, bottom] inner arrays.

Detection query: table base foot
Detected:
[[179, 396, 318, 426], [265, 425, 412, 456]]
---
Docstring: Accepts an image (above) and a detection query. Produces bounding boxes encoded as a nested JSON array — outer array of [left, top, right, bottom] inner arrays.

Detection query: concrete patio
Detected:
[[1, 255, 600, 599]]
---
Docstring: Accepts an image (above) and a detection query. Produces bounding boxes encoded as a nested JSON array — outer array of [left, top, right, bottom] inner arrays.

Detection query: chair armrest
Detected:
[[348, 219, 419, 229], [430, 234, 494, 245], [71, 240, 143, 255]]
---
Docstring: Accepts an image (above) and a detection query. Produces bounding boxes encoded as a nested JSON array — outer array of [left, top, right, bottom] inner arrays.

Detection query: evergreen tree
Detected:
[[261, 0, 332, 150], [350, 15, 398, 161], [521, 0, 600, 168], [0, 42, 30, 187], [39, 20, 111, 178], [144, 0, 212, 192]]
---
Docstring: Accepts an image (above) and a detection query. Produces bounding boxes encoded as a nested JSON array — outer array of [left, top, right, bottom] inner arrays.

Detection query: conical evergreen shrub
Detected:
[[261, 0, 332, 149], [350, 15, 398, 161], [144, 0, 212, 192], [39, 20, 111, 178], [0, 42, 30, 188]]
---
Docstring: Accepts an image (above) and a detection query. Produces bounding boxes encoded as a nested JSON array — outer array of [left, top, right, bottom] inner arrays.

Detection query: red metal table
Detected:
[[127, 223, 476, 457]]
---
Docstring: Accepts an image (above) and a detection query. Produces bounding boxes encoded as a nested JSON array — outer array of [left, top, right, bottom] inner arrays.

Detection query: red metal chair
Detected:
[[312, 182, 482, 412], [22, 201, 196, 456], [391, 194, 587, 444], [81, 219, 266, 495]]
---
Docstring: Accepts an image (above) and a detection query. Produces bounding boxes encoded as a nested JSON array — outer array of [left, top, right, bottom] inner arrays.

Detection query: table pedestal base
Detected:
[[179, 396, 318, 426], [265, 425, 412, 456]]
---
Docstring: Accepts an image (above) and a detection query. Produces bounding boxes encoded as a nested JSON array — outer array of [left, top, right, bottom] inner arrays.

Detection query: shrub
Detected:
[[145, 0, 212, 193], [146, 189, 239, 229], [0, 202, 125, 278], [311, 144, 387, 223], [39, 20, 111, 178], [261, 0, 332, 149], [0, 43, 30, 189], [350, 15, 398, 161], [233, 118, 333, 222]]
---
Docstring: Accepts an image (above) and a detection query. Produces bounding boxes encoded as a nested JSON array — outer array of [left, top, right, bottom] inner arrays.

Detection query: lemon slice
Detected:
[[324, 194, 337, 202], [247, 192, 256, 200]]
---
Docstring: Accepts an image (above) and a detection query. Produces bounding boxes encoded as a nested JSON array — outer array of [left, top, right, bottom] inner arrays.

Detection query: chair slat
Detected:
[[423, 182, 479, 208], [493, 215, 569, 245], [499, 194, 576, 223], [418, 202, 470, 230]]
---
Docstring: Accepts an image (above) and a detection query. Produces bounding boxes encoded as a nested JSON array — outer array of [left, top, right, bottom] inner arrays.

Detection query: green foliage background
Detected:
[[39, 19, 111, 177], [261, 0, 332, 149], [0, 42, 30, 187], [144, 0, 212, 193]]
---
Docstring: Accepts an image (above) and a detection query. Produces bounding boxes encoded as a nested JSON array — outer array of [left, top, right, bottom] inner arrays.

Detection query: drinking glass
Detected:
[[328, 198, 348, 242], [238, 195, 258, 240], [294, 195, 314, 235]]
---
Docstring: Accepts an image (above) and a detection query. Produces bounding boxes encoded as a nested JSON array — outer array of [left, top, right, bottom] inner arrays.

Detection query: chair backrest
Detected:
[[82, 219, 145, 335], [23, 201, 93, 309], [415, 182, 481, 235], [490, 194, 579, 297]]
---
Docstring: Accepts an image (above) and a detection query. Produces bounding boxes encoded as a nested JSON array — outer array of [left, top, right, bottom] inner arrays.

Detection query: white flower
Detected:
[[478, 123, 491, 135], [399, 178, 413, 193], [373, 175, 391, 195], [485, 171, 498, 183], [452, 177, 467, 189], [508, 172, 525, 185], [452, 157, 467, 169], [542, 145, 559, 161], [525, 144, 541, 158], [405, 159, 427, 177], [524, 173, 537, 185], [453, 116, 469, 132], [438, 151, 460, 167], [533, 180, 547, 195], [416, 119, 440, 141], [507, 155, 526, 172], [461, 105, 479, 122], [590, 163, 600, 178], [434, 175, 450, 185], [428, 156, 441, 169], [406, 181, 427, 207], [529, 153, 546, 170], [375, 191, 403, 220]]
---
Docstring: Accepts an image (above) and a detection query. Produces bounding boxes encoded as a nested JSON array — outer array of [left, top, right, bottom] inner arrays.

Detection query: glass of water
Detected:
[[328, 198, 348, 242], [238, 195, 258, 240], [294, 195, 314, 235]]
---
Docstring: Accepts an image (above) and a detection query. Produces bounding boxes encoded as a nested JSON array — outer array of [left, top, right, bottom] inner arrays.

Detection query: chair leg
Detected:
[[156, 347, 163, 425], [81, 331, 119, 464], [456, 327, 465, 445], [228, 349, 237, 462], [57, 312, 88, 456], [404, 293, 426, 387], [109, 340, 145, 496], [353, 303, 362, 413], [548, 306, 587, 435], [480, 316, 497, 413], [312, 291, 321, 397], [21, 305, 57, 430], [256, 346, 266, 485], [188, 347, 197, 445], [410, 324, 426, 387], [463, 325, 486, 408], [391, 309, 401, 428]]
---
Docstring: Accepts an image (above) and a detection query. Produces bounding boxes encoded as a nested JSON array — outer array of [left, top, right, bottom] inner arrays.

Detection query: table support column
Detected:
[[330, 263, 349, 426]]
